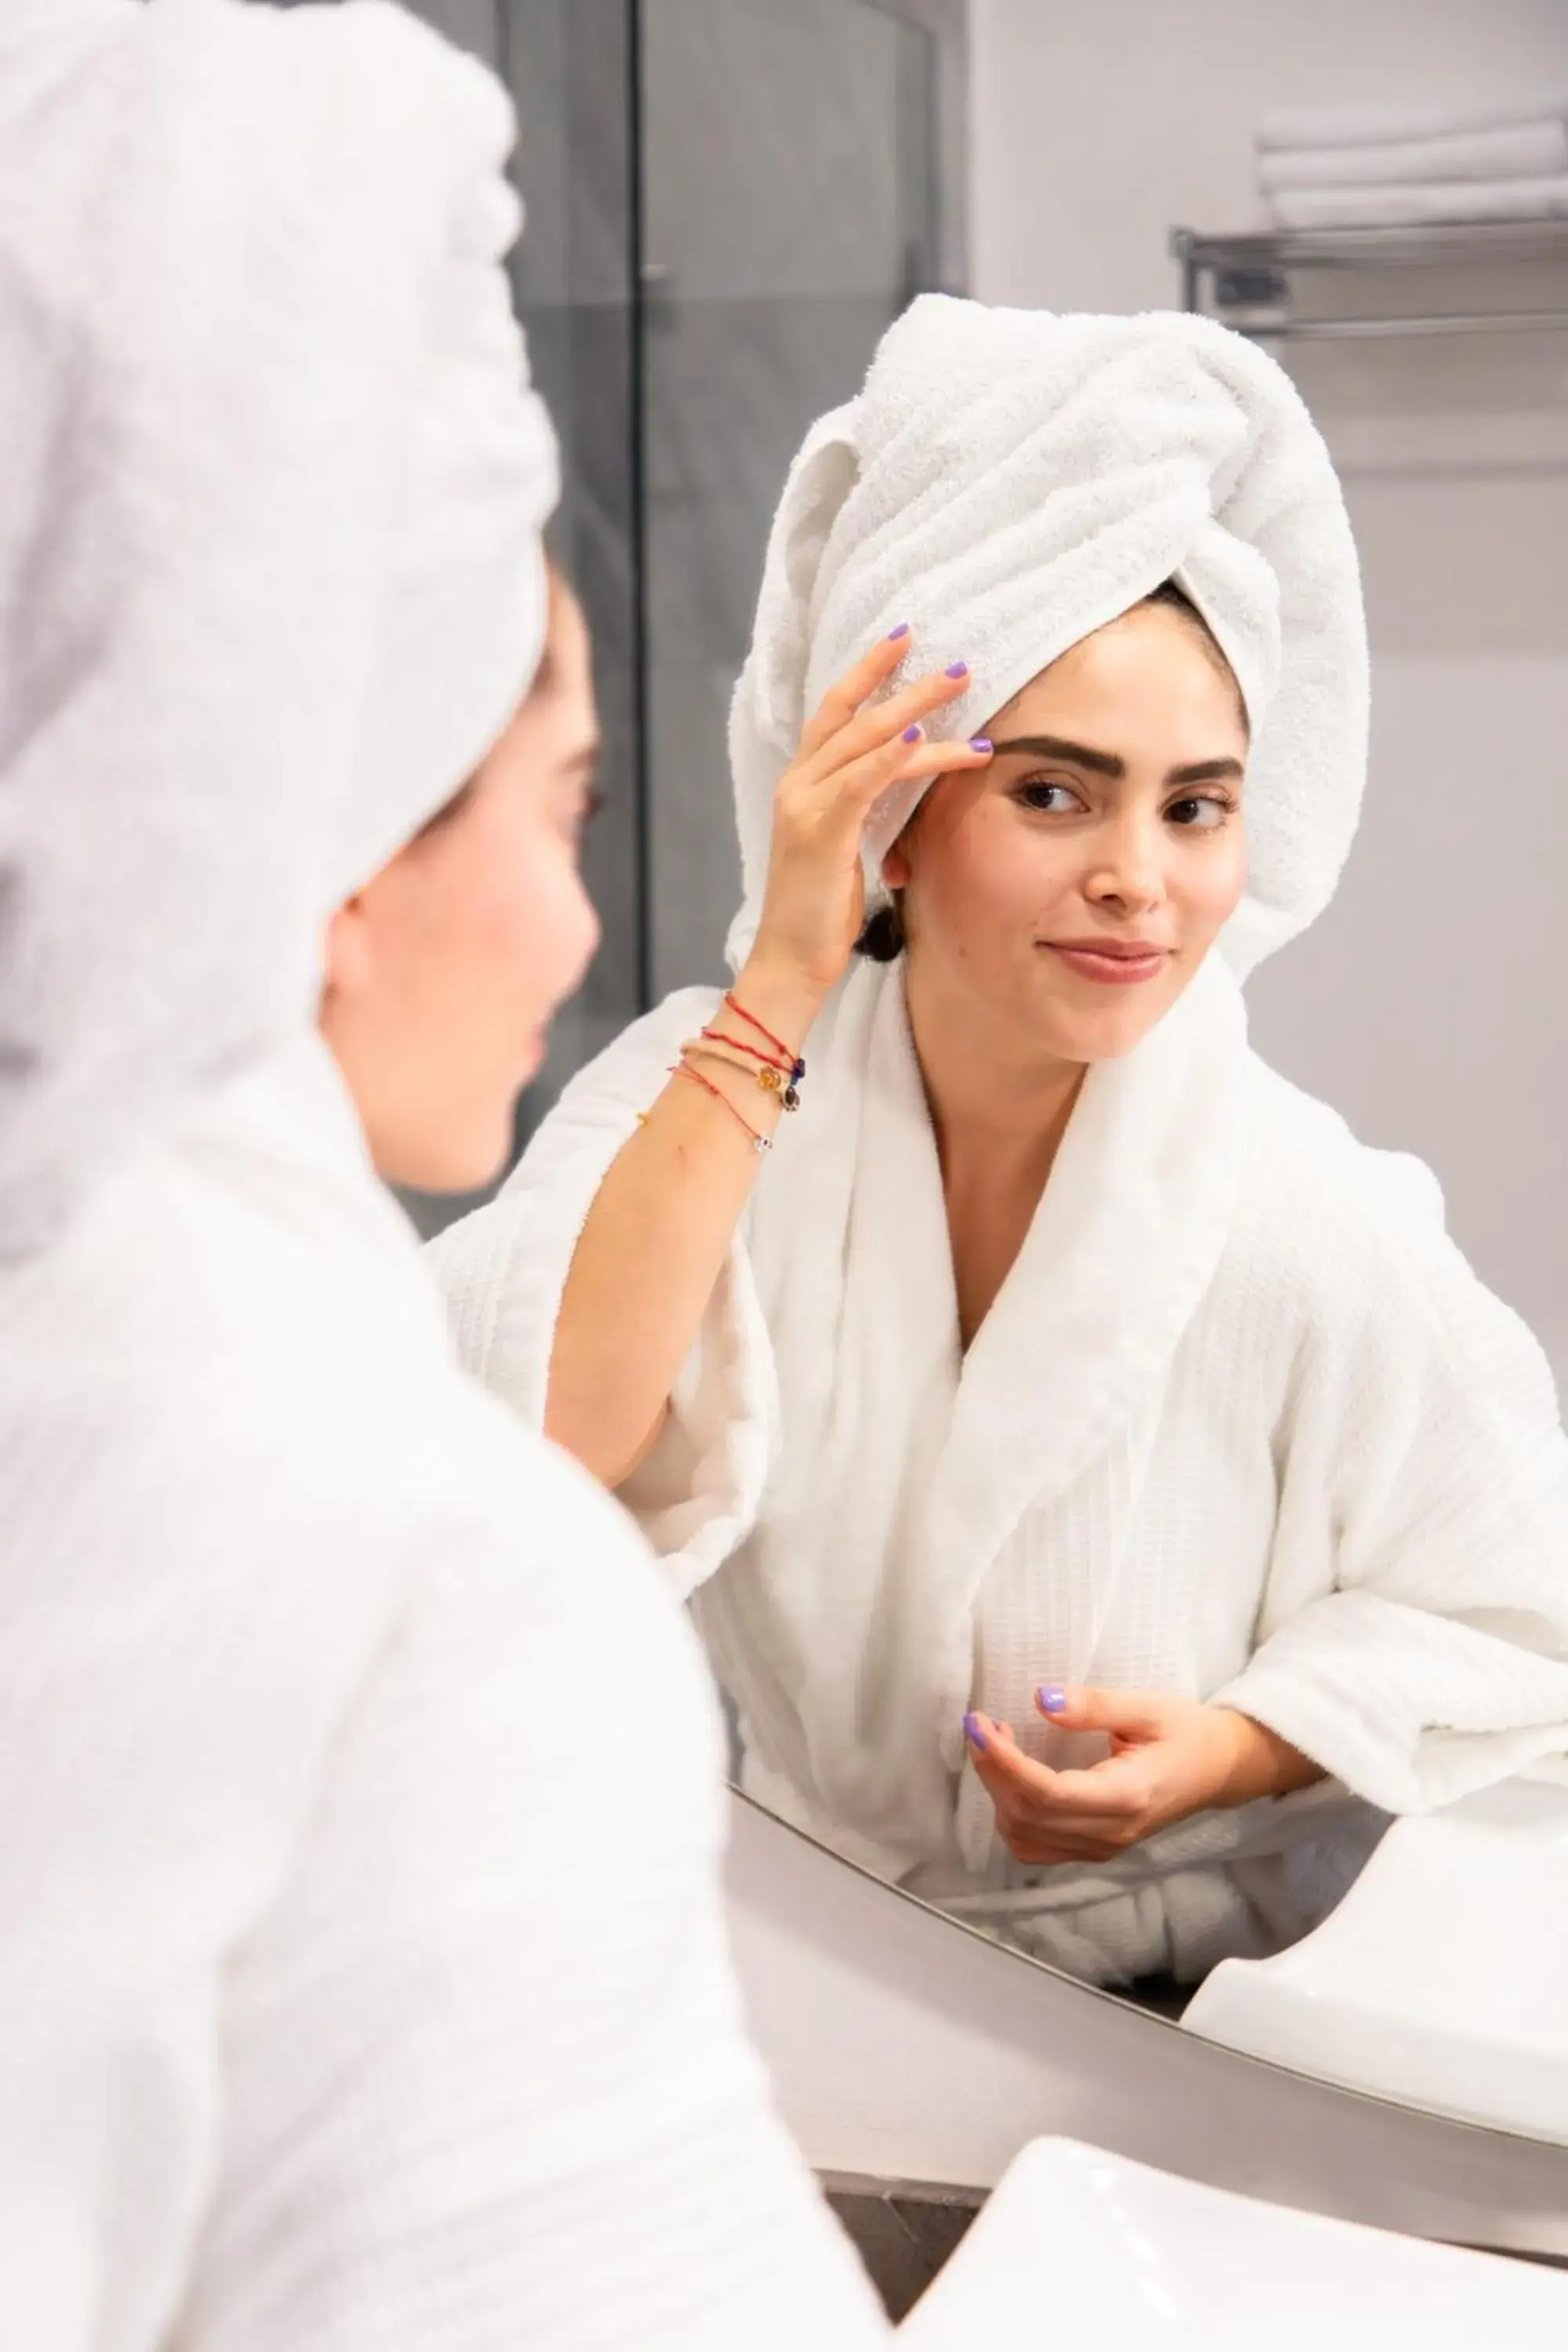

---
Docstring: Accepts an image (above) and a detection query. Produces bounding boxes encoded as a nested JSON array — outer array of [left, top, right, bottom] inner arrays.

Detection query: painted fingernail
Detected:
[[970, 736, 993, 753], [902, 723, 924, 744], [964, 1711, 987, 1752], [946, 659, 969, 678], [887, 621, 911, 641], [1036, 1685, 1068, 1715]]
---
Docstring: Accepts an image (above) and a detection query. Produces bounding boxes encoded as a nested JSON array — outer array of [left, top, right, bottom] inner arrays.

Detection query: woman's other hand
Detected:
[[740, 629, 992, 1017], [964, 1686, 1324, 1865]]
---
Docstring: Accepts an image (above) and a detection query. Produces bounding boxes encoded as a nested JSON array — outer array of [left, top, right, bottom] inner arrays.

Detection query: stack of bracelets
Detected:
[[665, 990, 808, 1154]]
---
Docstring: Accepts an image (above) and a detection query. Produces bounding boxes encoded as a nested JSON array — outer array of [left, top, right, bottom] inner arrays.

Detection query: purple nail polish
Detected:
[[946, 659, 969, 678], [964, 1711, 987, 1752], [1037, 1685, 1068, 1716], [970, 736, 993, 753], [902, 723, 923, 744], [887, 621, 911, 641]]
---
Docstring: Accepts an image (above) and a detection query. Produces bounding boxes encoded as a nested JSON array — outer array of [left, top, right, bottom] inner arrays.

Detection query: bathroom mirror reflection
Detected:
[[417, 0, 1568, 2129]]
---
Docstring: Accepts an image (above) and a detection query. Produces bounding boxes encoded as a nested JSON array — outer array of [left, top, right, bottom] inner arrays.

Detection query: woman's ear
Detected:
[[882, 792, 930, 891], [320, 893, 375, 1005]]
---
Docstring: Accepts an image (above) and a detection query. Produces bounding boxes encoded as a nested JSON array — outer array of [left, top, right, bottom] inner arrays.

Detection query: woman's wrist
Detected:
[[1209, 1707, 1324, 1805], [729, 953, 832, 1055]]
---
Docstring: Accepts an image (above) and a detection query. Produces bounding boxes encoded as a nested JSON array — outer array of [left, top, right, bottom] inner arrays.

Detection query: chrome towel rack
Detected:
[[1172, 221, 1568, 339]]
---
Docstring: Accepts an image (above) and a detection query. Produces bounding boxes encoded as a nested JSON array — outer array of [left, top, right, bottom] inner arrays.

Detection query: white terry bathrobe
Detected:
[[432, 297, 1568, 1987], [0, 5, 889, 2347]]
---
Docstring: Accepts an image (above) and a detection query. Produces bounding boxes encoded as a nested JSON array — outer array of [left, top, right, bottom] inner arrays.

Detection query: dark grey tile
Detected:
[[823, 2183, 983, 2324], [887, 2191, 982, 2275]]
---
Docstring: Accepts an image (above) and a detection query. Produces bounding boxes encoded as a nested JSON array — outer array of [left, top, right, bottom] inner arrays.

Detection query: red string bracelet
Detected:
[[722, 989, 796, 1056], [722, 990, 807, 1099], [703, 1026, 791, 1073], [702, 1028, 800, 1109], [670, 1058, 772, 1153]]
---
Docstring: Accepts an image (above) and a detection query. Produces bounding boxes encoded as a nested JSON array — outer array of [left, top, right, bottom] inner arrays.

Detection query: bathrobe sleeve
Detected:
[[175, 1437, 887, 2352], [427, 990, 779, 1599], [1214, 1151, 1568, 1813]]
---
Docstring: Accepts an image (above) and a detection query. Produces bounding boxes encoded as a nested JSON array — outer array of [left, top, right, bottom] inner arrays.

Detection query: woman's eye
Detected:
[[1167, 794, 1233, 830], [1015, 780, 1080, 814], [565, 785, 604, 844]]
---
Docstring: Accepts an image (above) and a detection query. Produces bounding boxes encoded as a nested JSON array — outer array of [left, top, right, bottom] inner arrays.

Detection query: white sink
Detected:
[[900, 2137, 1568, 2345], [1182, 1763, 1568, 2143]]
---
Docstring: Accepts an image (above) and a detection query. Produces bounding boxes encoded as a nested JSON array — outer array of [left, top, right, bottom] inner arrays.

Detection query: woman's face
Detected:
[[321, 575, 601, 1192], [886, 601, 1250, 1065]]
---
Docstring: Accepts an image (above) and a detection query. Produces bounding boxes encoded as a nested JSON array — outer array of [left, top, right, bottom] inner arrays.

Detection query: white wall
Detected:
[[970, 0, 1568, 1382]]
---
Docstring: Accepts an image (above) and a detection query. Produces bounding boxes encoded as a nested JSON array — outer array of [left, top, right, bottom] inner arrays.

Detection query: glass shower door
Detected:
[[638, 0, 953, 993], [390, 0, 960, 1228]]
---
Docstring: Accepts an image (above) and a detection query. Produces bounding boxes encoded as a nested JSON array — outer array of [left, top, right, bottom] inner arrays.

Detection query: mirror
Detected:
[[415, 0, 1568, 2139], [619, 0, 1568, 2045]]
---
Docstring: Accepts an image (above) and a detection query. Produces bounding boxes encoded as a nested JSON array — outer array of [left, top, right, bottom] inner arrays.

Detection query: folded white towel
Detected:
[[1269, 173, 1568, 231], [1258, 96, 1568, 151], [1259, 120, 1568, 192], [726, 295, 1367, 983]]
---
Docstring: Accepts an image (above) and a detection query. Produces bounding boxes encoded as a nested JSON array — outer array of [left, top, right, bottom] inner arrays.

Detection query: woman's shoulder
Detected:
[[1228, 1055, 1454, 1320], [1242, 1057, 1446, 1229]]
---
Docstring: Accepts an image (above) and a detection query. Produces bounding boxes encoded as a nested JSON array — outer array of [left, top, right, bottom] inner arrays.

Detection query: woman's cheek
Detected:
[[925, 809, 1023, 935], [514, 832, 598, 1018], [556, 853, 601, 996], [1194, 834, 1249, 938]]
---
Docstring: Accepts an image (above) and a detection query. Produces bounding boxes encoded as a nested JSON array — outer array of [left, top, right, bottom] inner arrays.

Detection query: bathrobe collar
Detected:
[[728, 949, 1253, 1863]]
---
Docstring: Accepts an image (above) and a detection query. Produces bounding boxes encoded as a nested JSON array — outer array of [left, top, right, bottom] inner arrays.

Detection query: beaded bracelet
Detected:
[[687, 1032, 802, 1112], [723, 990, 807, 1101]]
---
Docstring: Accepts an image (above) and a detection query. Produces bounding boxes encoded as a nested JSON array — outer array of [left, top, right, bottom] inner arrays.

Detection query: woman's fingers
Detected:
[[1033, 1682, 1173, 1743], [802, 665, 977, 789], [778, 730, 990, 869], [797, 627, 914, 762], [826, 729, 992, 820], [1020, 1756, 1151, 1818], [969, 1709, 1167, 1863], [966, 1715, 1058, 1802]]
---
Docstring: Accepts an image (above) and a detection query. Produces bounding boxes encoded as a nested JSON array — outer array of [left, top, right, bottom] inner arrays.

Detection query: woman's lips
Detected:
[[1043, 942, 1171, 986]]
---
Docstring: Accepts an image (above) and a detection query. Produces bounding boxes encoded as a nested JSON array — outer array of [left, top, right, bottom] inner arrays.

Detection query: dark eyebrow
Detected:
[[987, 733, 1124, 777], [1166, 757, 1246, 786], [987, 735, 1245, 789]]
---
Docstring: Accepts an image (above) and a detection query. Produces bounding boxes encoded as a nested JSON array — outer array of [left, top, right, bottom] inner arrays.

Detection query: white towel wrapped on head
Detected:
[[727, 295, 1367, 983], [0, 0, 557, 1261]]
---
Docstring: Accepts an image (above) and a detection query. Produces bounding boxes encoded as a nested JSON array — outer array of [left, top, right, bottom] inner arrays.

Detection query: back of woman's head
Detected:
[[0, 0, 557, 1257]]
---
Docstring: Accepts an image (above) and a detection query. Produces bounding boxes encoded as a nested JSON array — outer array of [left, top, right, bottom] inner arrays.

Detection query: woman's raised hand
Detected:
[[739, 630, 992, 1018]]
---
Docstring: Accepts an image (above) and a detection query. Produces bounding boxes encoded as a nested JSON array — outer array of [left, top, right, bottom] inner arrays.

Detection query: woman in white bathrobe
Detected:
[[0, 5, 893, 2346], [433, 294, 1568, 1990]]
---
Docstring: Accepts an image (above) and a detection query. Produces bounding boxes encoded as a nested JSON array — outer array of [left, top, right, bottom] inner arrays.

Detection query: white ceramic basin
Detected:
[[900, 2137, 1568, 2345], [1182, 1762, 1568, 2143]]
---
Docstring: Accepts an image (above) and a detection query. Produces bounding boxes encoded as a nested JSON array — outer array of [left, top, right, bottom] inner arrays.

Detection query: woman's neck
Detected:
[[903, 955, 1085, 1190]]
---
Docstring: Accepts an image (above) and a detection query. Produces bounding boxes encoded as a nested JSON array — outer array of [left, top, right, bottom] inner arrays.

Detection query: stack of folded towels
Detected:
[[1256, 96, 1568, 230]]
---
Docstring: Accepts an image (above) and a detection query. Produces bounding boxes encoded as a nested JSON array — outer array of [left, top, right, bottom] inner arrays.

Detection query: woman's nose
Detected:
[[1084, 819, 1165, 912]]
